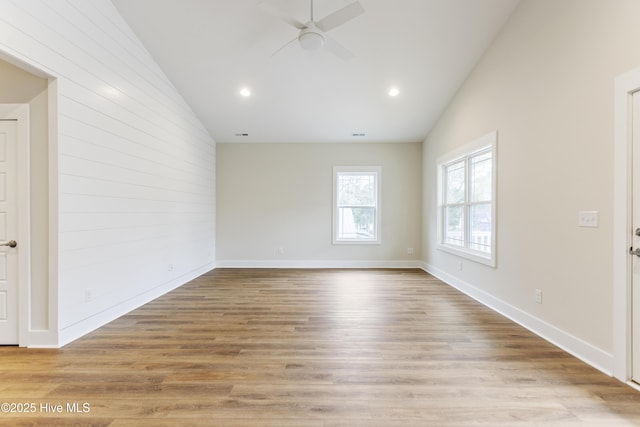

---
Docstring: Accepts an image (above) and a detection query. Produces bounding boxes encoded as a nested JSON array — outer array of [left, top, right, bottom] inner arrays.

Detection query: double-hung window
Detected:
[[437, 131, 496, 266], [333, 166, 381, 244]]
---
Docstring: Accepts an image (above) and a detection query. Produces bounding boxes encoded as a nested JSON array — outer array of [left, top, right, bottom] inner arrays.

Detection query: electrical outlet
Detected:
[[84, 289, 93, 303], [278, 247, 285, 255], [167, 264, 174, 272], [535, 289, 543, 304], [458, 261, 463, 271], [407, 247, 414, 255]]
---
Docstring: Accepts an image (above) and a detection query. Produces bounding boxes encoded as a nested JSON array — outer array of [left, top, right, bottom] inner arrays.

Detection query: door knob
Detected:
[[0, 240, 16, 248]]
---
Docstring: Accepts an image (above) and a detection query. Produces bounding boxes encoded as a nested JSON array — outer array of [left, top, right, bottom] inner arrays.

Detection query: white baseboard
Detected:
[[422, 262, 614, 377], [24, 330, 59, 348], [57, 262, 216, 347], [215, 259, 423, 269]]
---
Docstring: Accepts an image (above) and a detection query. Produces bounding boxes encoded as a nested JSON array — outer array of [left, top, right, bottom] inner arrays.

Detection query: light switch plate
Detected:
[[578, 211, 599, 228]]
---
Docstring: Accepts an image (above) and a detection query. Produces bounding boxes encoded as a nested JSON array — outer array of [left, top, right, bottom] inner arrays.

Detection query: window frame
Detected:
[[437, 131, 497, 267], [332, 166, 381, 245]]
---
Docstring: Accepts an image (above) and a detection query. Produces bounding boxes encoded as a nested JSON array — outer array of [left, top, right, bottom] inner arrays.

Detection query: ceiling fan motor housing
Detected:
[[298, 23, 325, 50]]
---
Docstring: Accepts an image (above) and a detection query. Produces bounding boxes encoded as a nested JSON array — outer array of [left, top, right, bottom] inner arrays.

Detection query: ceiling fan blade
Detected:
[[316, 1, 365, 32], [271, 36, 299, 57], [257, 0, 306, 30], [324, 35, 355, 61]]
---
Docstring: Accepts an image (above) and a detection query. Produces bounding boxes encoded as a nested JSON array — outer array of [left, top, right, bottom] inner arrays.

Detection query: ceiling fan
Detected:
[[258, 0, 365, 61]]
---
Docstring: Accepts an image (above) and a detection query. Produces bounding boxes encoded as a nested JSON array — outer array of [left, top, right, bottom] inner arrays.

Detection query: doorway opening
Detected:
[[0, 54, 56, 347], [614, 65, 640, 386]]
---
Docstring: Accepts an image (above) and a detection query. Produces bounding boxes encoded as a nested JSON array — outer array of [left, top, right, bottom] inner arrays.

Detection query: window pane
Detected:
[[338, 174, 376, 207], [470, 151, 492, 202], [445, 161, 465, 204], [436, 133, 495, 266], [338, 207, 376, 239], [470, 203, 491, 253], [444, 205, 464, 246]]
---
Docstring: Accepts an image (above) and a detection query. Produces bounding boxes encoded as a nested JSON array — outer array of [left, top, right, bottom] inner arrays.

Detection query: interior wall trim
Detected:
[[215, 260, 423, 269]]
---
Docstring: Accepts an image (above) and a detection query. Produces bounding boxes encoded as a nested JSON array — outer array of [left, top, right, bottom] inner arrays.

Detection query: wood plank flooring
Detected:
[[1, 268, 640, 426]]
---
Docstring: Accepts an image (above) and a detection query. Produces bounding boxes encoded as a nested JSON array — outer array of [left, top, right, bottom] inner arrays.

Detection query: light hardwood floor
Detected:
[[1, 268, 640, 426]]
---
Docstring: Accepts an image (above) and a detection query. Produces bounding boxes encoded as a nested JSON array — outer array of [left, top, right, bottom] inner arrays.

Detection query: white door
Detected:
[[0, 120, 18, 345], [632, 91, 640, 383]]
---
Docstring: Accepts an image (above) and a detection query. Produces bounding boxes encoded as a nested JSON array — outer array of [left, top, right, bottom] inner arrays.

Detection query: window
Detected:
[[437, 131, 496, 266], [333, 166, 381, 244]]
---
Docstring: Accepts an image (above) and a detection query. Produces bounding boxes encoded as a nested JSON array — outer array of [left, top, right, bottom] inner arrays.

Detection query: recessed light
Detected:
[[239, 87, 251, 97], [388, 87, 400, 97]]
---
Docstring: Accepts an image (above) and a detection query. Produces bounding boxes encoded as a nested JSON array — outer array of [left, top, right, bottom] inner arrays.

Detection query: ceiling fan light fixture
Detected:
[[298, 26, 325, 51]]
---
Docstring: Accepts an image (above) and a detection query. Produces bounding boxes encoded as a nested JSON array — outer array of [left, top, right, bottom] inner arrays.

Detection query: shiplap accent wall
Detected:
[[0, 0, 216, 345]]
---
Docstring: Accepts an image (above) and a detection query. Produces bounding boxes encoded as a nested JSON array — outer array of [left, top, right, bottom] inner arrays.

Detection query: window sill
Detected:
[[333, 239, 381, 245], [438, 244, 496, 267]]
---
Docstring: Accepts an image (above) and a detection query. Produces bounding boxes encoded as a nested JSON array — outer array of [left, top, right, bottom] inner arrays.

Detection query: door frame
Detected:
[[0, 104, 30, 346]]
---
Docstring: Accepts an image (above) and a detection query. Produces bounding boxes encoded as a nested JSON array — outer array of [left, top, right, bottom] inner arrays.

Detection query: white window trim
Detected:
[[437, 131, 497, 267], [333, 166, 381, 245]]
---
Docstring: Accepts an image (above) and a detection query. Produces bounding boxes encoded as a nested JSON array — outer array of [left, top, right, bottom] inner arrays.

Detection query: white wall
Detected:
[[422, 0, 640, 373], [0, 0, 216, 346], [217, 142, 422, 267]]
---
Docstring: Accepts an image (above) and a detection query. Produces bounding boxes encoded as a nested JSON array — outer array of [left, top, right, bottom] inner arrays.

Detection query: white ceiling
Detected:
[[113, 0, 521, 143]]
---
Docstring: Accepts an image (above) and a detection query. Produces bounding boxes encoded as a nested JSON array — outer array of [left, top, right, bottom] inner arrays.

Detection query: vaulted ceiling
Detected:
[[113, 0, 521, 143]]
